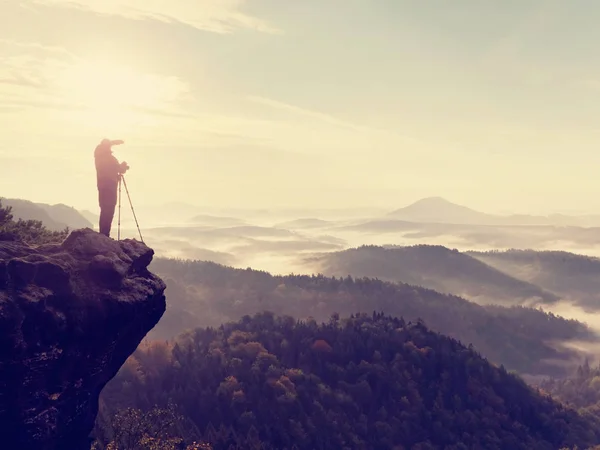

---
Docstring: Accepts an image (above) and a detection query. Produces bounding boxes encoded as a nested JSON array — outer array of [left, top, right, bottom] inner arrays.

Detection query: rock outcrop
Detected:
[[0, 228, 166, 450]]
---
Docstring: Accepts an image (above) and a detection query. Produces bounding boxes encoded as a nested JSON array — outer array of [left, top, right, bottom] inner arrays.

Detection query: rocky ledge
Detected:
[[0, 228, 166, 450]]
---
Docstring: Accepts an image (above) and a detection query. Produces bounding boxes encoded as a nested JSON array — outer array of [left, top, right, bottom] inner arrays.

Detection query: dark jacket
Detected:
[[94, 145, 124, 191]]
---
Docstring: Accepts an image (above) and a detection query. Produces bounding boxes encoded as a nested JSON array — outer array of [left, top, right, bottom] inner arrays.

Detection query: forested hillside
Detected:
[[148, 258, 594, 377], [0, 197, 92, 230], [540, 361, 600, 419], [94, 313, 600, 450], [470, 249, 600, 311], [306, 245, 559, 306], [0, 199, 69, 244]]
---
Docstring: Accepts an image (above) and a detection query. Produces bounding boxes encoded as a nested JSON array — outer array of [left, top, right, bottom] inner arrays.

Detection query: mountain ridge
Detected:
[[307, 244, 561, 307], [388, 196, 600, 226], [1, 197, 93, 231], [469, 249, 600, 311], [148, 257, 594, 377]]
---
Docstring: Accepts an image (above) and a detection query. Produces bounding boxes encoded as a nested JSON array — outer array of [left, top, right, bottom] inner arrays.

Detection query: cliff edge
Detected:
[[0, 228, 166, 450]]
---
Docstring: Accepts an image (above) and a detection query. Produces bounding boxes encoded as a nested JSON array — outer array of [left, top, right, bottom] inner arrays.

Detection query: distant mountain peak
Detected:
[[387, 196, 489, 224], [405, 196, 475, 209], [413, 196, 453, 204]]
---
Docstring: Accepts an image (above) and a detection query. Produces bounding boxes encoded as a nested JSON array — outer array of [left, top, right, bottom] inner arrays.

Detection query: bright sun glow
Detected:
[[55, 60, 189, 131]]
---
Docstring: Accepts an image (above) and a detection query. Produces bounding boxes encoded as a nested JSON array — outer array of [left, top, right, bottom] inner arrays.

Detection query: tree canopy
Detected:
[[95, 312, 600, 450], [147, 258, 594, 378]]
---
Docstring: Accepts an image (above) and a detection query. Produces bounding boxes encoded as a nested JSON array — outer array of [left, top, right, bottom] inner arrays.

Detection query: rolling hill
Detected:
[[97, 313, 600, 450], [470, 249, 600, 311], [387, 197, 497, 224], [274, 218, 334, 229], [147, 258, 595, 377], [1, 197, 93, 230], [386, 197, 600, 227], [188, 214, 248, 227], [336, 217, 600, 252], [79, 209, 99, 227], [36, 202, 94, 229], [305, 244, 560, 307]]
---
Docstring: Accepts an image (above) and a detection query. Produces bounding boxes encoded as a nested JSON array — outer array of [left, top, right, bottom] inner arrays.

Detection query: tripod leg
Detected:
[[121, 176, 144, 243], [118, 177, 122, 241]]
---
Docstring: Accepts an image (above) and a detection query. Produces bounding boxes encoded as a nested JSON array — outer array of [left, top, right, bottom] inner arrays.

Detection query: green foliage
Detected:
[[147, 258, 592, 377], [97, 313, 600, 450], [0, 198, 69, 245]]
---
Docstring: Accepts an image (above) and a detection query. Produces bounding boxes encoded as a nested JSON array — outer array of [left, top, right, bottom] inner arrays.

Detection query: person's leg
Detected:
[[99, 202, 116, 237], [98, 187, 118, 237], [98, 208, 107, 236]]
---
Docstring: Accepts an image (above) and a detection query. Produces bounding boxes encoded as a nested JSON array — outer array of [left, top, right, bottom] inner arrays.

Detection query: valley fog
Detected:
[[112, 199, 600, 350], [7, 1, 600, 446], [117, 207, 600, 275]]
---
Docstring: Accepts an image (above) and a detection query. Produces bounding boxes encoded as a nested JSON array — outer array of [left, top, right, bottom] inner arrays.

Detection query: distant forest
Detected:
[[148, 258, 595, 378], [541, 361, 600, 419], [469, 249, 600, 311], [306, 245, 561, 306]]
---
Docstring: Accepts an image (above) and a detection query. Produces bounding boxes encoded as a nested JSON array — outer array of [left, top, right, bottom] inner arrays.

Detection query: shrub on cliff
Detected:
[[0, 198, 69, 245]]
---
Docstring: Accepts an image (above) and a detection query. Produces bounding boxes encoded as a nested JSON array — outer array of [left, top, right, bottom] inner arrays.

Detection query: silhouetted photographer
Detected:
[[94, 139, 129, 237]]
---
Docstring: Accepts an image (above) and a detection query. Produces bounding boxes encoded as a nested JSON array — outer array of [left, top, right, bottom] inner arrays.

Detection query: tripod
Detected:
[[117, 175, 144, 243]]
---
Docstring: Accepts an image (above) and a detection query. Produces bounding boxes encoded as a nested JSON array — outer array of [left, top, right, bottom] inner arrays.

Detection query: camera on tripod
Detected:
[[119, 161, 130, 174]]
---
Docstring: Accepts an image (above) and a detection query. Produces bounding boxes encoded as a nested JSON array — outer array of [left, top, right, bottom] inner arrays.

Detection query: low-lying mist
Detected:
[[115, 209, 600, 335]]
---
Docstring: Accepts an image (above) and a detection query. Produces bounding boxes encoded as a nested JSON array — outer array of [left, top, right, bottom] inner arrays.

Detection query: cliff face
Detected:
[[0, 228, 166, 450]]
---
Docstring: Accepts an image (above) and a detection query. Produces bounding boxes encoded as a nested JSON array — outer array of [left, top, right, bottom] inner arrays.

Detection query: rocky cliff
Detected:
[[0, 228, 166, 450]]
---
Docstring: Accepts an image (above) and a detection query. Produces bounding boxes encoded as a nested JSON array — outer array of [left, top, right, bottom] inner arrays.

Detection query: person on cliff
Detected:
[[94, 139, 129, 237]]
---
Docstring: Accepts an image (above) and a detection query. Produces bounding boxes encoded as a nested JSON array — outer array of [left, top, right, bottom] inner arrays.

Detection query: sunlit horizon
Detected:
[[3, 1, 600, 215]]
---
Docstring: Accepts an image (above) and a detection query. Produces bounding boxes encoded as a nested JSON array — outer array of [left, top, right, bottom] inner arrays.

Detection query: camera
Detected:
[[120, 161, 130, 173]]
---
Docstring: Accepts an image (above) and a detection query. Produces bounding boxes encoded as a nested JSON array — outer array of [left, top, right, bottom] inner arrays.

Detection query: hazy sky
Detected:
[[1, 0, 600, 214]]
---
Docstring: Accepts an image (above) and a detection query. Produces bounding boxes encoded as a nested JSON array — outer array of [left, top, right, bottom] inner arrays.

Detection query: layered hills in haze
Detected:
[[470, 249, 600, 312], [306, 244, 600, 314], [324, 197, 600, 251], [6, 196, 600, 448], [147, 257, 596, 378], [1, 197, 93, 231], [387, 196, 600, 227], [388, 197, 498, 225], [306, 245, 560, 307]]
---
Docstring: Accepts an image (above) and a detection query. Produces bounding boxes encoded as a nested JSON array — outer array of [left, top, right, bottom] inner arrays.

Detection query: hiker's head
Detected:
[[96, 138, 124, 153], [95, 139, 111, 155]]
